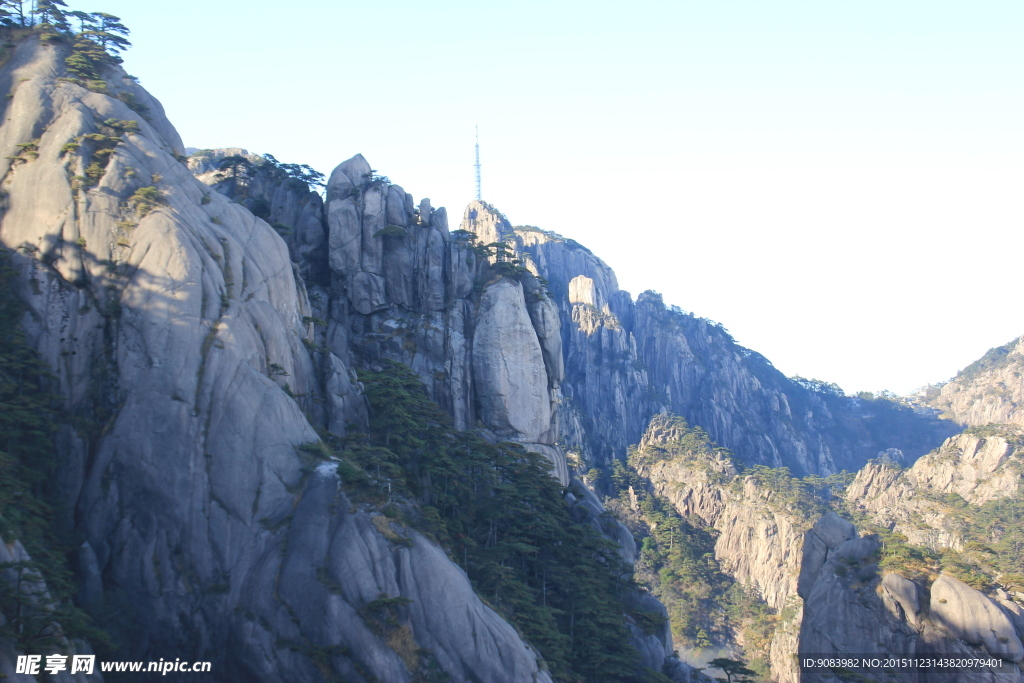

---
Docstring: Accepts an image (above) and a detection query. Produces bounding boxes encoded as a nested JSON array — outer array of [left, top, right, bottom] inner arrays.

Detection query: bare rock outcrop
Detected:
[[473, 279, 554, 439], [798, 531, 1024, 682], [627, 414, 1024, 683], [930, 337, 1024, 426], [457, 204, 957, 477], [846, 428, 1023, 551], [930, 576, 1024, 663], [0, 35, 552, 682]]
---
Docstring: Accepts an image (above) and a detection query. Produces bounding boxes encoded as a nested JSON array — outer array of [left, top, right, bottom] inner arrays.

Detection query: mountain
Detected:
[[0, 20, 1009, 683], [0, 32, 561, 682], [611, 414, 1024, 683], [928, 337, 1024, 427]]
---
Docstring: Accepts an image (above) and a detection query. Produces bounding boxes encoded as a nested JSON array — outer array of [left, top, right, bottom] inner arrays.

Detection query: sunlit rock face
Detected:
[[847, 429, 1023, 551], [929, 336, 1024, 427], [456, 202, 956, 478], [0, 36, 553, 682], [0, 26, 977, 683]]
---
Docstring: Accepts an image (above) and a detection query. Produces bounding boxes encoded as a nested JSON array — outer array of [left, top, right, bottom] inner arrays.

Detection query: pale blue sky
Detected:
[[92, 0, 1023, 394]]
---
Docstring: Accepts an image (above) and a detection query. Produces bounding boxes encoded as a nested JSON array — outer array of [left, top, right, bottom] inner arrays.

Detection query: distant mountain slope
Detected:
[[929, 336, 1024, 426], [459, 200, 957, 476]]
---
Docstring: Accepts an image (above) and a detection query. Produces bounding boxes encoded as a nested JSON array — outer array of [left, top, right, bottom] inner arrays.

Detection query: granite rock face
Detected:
[[628, 414, 810, 682], [309, 172, 570, 483], [0, 30, 991, 683], [929, 336, 1024, 427], [0, 37, 552, 682], [459, 202, 957, 476], [846, 428, 1023, 551], [473, 278, 553, 441], [798, 530, 1024, 683], [930, 576, 1024, 663], [629, 414, 1024, 683], [637, 417, 807, 614]]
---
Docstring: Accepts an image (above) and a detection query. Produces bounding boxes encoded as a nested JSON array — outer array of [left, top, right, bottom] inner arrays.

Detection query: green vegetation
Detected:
[[260, 153, 325, 190], [452, 234, 534, 281], [6, 138, 39, 164], [0, 3, 147, 114], [449, 228, 476, 241], [374, 224, 408, 239], [63, 10, 129, 81], [789, 375, 845, 397], [362, 169, 390, 187], [839, 429, 1024, 593], [602, 416, 792, 675], [127, 185, 160, 216], [604, 415, 866, 677], [0, 248, 104, 651], [322, 360, 648, 682], [213, 154, 251, 193], [955, 338, 1018, 384], [202, 151, 325, 205], [65, 119, 139, 191], [869, 489, 1024, 592], [706, 657, 757, 683]]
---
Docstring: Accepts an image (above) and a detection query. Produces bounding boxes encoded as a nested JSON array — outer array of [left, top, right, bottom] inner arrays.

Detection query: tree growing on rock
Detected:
[[215, 155, 253, 194], [80, 11, 129, 55], [32, 0, 69, 30], [706, 657, 757, 682]]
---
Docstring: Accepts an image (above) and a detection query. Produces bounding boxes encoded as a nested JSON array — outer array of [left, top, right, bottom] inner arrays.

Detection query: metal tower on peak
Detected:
[[474, 125, 481, 201]]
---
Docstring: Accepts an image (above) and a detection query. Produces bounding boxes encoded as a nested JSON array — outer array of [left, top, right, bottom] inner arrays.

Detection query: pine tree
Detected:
[[215, 155, 254, 195], [706, 657, 757, 683], [82, 11, 129, 56], [355, 361, 645, 682], [32, 0, 69, 32], [0, 0, 29, 27]]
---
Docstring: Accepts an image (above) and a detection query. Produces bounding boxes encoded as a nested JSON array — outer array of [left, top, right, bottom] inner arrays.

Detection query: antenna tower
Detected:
[[474, 125, 481, 200]]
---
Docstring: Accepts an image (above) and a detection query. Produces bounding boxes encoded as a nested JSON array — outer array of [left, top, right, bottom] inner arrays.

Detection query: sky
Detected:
[[91, 0, 1023, 395]]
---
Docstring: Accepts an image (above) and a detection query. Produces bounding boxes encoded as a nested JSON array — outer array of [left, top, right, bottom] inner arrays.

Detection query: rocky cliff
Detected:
[[0, 21, 999, 683], [459, 202, 956, 477], [191, 152, 571, 484], [0, 34, 557, 682], [846, 426, 1024, 551], [929, 336, 1024, 427], [797, 520, 1024, 683], [622, 414, 1024, 683], [618, 414, 814, 683]]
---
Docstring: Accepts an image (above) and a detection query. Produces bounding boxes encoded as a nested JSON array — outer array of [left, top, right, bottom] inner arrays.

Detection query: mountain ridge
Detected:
[[1, 19, 1019, 683]]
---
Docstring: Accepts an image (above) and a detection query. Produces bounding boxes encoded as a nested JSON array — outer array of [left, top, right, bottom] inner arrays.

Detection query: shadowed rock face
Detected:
[[0, 28, 984, 683], [631, 414, 1024, 683], [187, 148, 329, 284], [0, 36, 552, 682], [798, 532, 1024, 683]]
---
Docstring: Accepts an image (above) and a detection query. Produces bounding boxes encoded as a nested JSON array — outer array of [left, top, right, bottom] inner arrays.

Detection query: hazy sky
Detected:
[[92, 0, 1023, 395]]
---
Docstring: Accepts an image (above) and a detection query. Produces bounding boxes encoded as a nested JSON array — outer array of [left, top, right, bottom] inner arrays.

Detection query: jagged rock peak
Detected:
[[0, 35, 555, 682], [326, 153, 372, 200], [460, 199, 514, 245], [846, 425, 1024, 553]]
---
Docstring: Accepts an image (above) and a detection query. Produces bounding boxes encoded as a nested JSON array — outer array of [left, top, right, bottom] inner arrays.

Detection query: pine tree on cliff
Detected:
[[706, 657, 756, 682], [32, 0, 69, 30], [81, 11, 129, 54]]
